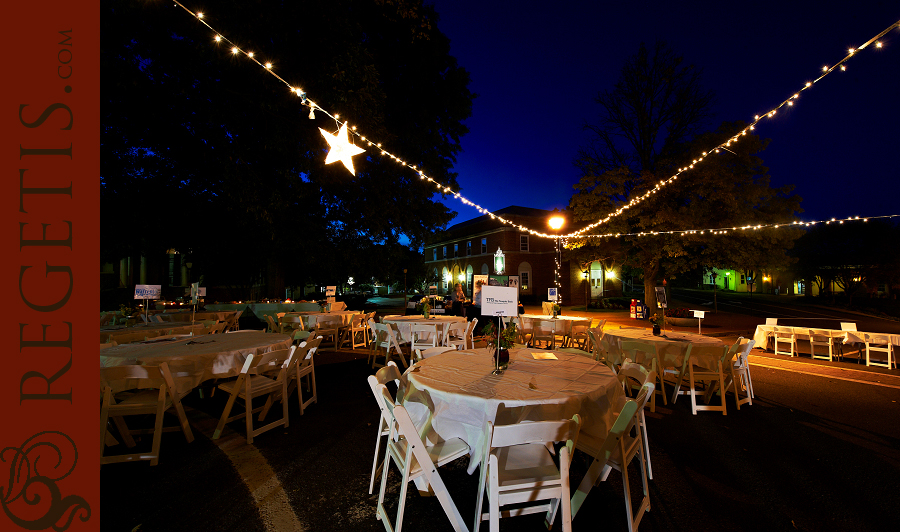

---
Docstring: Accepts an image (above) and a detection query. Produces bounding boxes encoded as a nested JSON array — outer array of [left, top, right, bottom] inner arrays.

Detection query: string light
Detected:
[[571, 214, 897, 240], [165, 2, 899, 239]]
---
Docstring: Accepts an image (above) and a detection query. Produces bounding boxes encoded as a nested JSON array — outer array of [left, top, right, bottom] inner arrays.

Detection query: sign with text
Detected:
[[134, 284, 161, 299], [655, 286, 667, 308], [547, 288, 558, 302], [482, 286, 518, 316], [326, 286, 336, 297], [429, 285, 438, 296], [692, 310, 705, 319]]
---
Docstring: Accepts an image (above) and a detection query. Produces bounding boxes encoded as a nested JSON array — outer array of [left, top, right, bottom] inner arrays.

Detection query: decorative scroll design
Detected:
[[1, 431, 91, 530]]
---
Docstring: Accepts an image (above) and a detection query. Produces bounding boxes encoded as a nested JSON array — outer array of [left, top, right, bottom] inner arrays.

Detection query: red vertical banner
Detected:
[[1, 1, 100, 531]]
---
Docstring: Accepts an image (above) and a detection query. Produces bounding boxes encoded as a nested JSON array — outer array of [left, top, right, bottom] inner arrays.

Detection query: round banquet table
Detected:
[[102, 322, 206, 336], [382, 315, 466, 344], [288, 310, 361, 328], [400, 348, 622, 473], [99, 331, 292, 394], [600, 327, 726, 370]]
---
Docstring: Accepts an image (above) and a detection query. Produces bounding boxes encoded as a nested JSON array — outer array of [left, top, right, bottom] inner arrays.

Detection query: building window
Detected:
[[740, 274, 746, 285], [481, 238, 487, 254], [520, 235, 529, 251], [454, 244, 458, 257], [442, 246, 447, 259], [481, 263, 489, 275], [466, 241, 471, 255], [518, 261, 533, 294], [432, 248, 437, 262]]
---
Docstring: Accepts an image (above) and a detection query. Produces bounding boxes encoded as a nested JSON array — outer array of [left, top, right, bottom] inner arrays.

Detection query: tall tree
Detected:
[[101, 0, 474, 297], [570, 42, 801, 309]]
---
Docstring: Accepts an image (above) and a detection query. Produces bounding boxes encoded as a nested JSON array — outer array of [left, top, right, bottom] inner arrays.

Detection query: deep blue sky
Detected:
[[428, 1, 899, 227]]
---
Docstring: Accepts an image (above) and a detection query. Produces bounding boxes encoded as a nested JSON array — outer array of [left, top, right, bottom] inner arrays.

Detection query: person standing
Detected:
[[451, 282, 466, 317]]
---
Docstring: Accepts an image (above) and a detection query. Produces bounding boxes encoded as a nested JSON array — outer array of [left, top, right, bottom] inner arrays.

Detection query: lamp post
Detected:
[[548, 215, 565, 306], [403, 269, 408, 310]]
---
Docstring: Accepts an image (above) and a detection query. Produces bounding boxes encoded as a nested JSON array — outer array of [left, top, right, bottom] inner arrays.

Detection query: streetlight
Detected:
[[548, 215, 565, 306], [403, 269, 408, 310]]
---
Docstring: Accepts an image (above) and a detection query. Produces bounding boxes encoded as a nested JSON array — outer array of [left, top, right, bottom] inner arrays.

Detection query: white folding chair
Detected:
[[473, 415, 582, 532], [572, 383, 654, 532], [212, 347, 296, 444], [410, 323, 439, 351], [366, 361, 402, 495], [772, 326, 796, 357], [531, 319, 556, 349], [314, 315, 341, 349], [568, 319, 592, 350], [341, 313, 368, 349], [287, 336, 323, 415], [445, 321, 469, 349], [865, 333, 896, 369], [413, 346, 455, 362], [619, 340, 665, 412], [724, 338, 756, 410], [616, 359, 656, 479], [100, 362, 194, 466], [686, 341, 741, 415], [372, 322, 409, 370], [808, 329, 835, 361], [839, 322, 861, 362], [375, 384, 470, 532]]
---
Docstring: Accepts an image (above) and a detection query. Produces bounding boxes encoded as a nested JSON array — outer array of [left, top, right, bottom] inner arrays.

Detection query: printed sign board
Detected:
[[655, 286, 667, 308], [326, 286, 336, 297], [692, 310, 705, 319], [429, 285, 438, 296], [547, 288, 558, 302], [482, 286, 518, 317], [134, 284, 161, 299]]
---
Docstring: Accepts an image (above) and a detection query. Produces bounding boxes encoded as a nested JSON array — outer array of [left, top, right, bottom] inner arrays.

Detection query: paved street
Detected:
[[100, 305, 900, 532]]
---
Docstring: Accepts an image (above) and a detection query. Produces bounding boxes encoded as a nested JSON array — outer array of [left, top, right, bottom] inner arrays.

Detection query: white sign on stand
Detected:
[[135, 284, 161, 324], [547, 288, 558, 302], [134, 285, 161, 299], [693, 310, 705, 334], [482, 286, 518, 317], [325, 286, 336, 297]]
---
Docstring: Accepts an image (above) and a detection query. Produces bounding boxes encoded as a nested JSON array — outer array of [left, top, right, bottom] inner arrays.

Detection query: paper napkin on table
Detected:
[[531, 352, 558, 360]]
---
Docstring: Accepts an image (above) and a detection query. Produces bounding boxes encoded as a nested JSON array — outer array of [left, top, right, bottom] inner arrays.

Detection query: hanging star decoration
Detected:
[[319, 123, 366, 175]]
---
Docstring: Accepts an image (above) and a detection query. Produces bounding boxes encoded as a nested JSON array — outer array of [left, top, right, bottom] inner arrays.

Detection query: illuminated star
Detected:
[[319, 123, 365, 175]]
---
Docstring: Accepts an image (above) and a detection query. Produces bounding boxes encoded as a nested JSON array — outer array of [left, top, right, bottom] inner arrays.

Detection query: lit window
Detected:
[[520, 271, 529, 290], [432, 249, 437, 261]]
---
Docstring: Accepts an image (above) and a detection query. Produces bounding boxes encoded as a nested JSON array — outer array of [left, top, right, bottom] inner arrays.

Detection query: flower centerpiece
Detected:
[[551, 303, 561, 318], [482, 321, 518, 371], [649, 313, 663, 336], [417, 298, 432, 319]]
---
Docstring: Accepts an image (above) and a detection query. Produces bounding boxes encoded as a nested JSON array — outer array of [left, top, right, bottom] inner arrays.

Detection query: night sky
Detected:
[[428, 1, 900, 227]]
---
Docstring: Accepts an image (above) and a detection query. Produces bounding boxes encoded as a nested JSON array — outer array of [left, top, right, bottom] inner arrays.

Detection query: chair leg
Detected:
[[640, 410, 653, 480], [213, 378, 244, 440], [149, 388, 167, 466]]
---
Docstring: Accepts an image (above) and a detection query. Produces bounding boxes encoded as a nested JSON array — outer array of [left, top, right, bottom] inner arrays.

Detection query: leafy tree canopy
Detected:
[[101, 0, 474, 295], [569, 42, 802, 308]]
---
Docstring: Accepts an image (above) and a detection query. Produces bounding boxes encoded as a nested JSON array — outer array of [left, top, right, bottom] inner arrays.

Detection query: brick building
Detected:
[[424, 206, 623, 306]]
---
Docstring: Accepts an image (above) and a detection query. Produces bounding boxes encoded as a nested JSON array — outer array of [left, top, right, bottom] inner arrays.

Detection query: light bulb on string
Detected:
[[163, 0, 900, 240]]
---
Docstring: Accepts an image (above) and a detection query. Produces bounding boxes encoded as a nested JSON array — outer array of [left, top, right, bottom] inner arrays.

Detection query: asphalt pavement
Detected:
[[99, 303, 900, 532]]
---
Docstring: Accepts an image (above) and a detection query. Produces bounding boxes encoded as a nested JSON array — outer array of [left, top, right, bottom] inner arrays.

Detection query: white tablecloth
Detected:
[[100, 331, 292, 394], [400, 348, 622, 473], [601, 327, 726, 370], [753, 325, 900, 350], [383, 315, 466, 343]]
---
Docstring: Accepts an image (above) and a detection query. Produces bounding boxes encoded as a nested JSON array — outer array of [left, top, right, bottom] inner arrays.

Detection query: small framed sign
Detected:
[[134, 284, 161, 300], [326, 286, 336, 297], [655, 286, 667, 308], [547, 288, 558, 302], [482, 286, 518, 317]]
